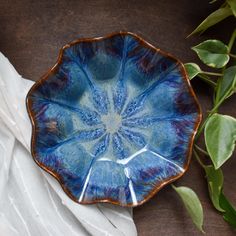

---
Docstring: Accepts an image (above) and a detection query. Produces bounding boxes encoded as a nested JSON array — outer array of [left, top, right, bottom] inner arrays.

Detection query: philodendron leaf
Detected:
[[184, 63, 202, 79], [227, 0, 236, 17], [204, 165, 224, 212], [192, 40, 229, 68], [173, 185, 204, 232], [189, 6, 232, 36], [220, 193, 236, 228], [215, 66, 236, 103], [205, 114, 236, 169]]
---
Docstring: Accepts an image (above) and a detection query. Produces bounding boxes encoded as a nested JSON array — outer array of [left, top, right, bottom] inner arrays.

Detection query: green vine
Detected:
[[173, 0, 236, 232]]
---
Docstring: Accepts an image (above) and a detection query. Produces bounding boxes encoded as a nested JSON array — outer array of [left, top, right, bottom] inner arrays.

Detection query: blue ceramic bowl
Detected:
[[26, 32, 201, 206]]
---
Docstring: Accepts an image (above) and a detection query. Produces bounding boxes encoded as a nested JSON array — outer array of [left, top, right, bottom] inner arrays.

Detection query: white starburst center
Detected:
[[101, 113, 122, 133]]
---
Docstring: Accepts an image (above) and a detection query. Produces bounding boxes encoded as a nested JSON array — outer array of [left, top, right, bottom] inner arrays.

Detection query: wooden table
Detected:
[[1, 1, 235, 235]]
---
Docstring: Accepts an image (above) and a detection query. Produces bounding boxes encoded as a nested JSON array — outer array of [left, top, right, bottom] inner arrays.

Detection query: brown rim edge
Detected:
[[26, 31, 202, 207]]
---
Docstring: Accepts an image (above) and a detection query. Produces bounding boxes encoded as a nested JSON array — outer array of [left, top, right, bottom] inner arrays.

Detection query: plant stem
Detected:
[[194, 144, 209, 156], [202, 71, 223, 77], [196, 81, 233, 140], [214, 29, 236, 110], [228, 28, 236, 52], [198, 74, 217, 87], [195, 96, 225, 140], [193, 149, 205, 168], [229, 53, 236, 59], [171, 184, 176, 190]]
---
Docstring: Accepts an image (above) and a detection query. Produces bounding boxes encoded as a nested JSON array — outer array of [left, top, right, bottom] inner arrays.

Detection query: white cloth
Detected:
[[0, 52, 137, 236]]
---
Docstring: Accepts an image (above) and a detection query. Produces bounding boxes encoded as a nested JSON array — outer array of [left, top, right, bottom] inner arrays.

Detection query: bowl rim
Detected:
[[26, 31, 202, 207]]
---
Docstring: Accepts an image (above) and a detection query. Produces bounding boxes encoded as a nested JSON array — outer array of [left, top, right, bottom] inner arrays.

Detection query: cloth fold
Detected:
[[0, 52, 137, 236]]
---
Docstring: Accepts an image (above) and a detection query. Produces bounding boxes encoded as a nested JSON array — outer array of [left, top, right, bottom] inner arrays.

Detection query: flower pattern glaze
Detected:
[[26, 32, 201, 206]]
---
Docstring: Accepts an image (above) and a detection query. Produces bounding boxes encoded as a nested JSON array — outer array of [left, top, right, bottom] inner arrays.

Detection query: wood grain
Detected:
[[0, 0, 235, 235]]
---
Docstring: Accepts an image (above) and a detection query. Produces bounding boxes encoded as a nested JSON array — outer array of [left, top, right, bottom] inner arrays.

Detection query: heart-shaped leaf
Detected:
[[205, 114, 236, 169], [173, 185, 204, 232], [204, 165, 224, 212], [227, 0, 236, 17], [192, 40, 229, 68], [184, 63, 202, 79], [215, 66, 236, 104], [220, 193, 236, 228], [189, 6, 233, 36]]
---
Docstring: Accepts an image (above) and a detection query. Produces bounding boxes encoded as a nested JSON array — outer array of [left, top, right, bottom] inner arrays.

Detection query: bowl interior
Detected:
[[27, 32, 201, 206]]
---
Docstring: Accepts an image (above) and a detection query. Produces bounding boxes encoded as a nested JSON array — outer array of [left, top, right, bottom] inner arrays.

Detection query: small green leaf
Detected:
[[215, 66, 236, 104], [173, 185, 204, 232], [184, 63, 202, 79], [189, 6, 232, 36], [220, 193, 236, 228], [192, 40, 229, 68], [205, 114, 236, 169], [204, 166, 224, 212], [227, 0, 236, 17]]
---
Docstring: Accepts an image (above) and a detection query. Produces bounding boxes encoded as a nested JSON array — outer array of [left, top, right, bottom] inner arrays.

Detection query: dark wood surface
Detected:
[[0, 1, 235, 235]]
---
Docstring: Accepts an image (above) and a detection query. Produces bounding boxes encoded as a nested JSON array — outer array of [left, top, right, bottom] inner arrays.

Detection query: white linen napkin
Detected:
[[0, 52, 137, 236]]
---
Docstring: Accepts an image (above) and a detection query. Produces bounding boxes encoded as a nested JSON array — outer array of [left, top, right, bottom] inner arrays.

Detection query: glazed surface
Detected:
[[27, 32, 201, 206]]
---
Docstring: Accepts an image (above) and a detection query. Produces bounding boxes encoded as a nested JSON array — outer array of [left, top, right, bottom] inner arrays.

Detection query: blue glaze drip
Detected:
[[63, 46, 110, 115], [92, 134, 110, 157], [112, 133, 130, 160], [112, 36, 128, 114], [121, 62, 178, 119]]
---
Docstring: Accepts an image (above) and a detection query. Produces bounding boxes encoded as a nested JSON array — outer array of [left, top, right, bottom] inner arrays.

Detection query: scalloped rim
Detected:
[[26, 31, 202, 207]]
